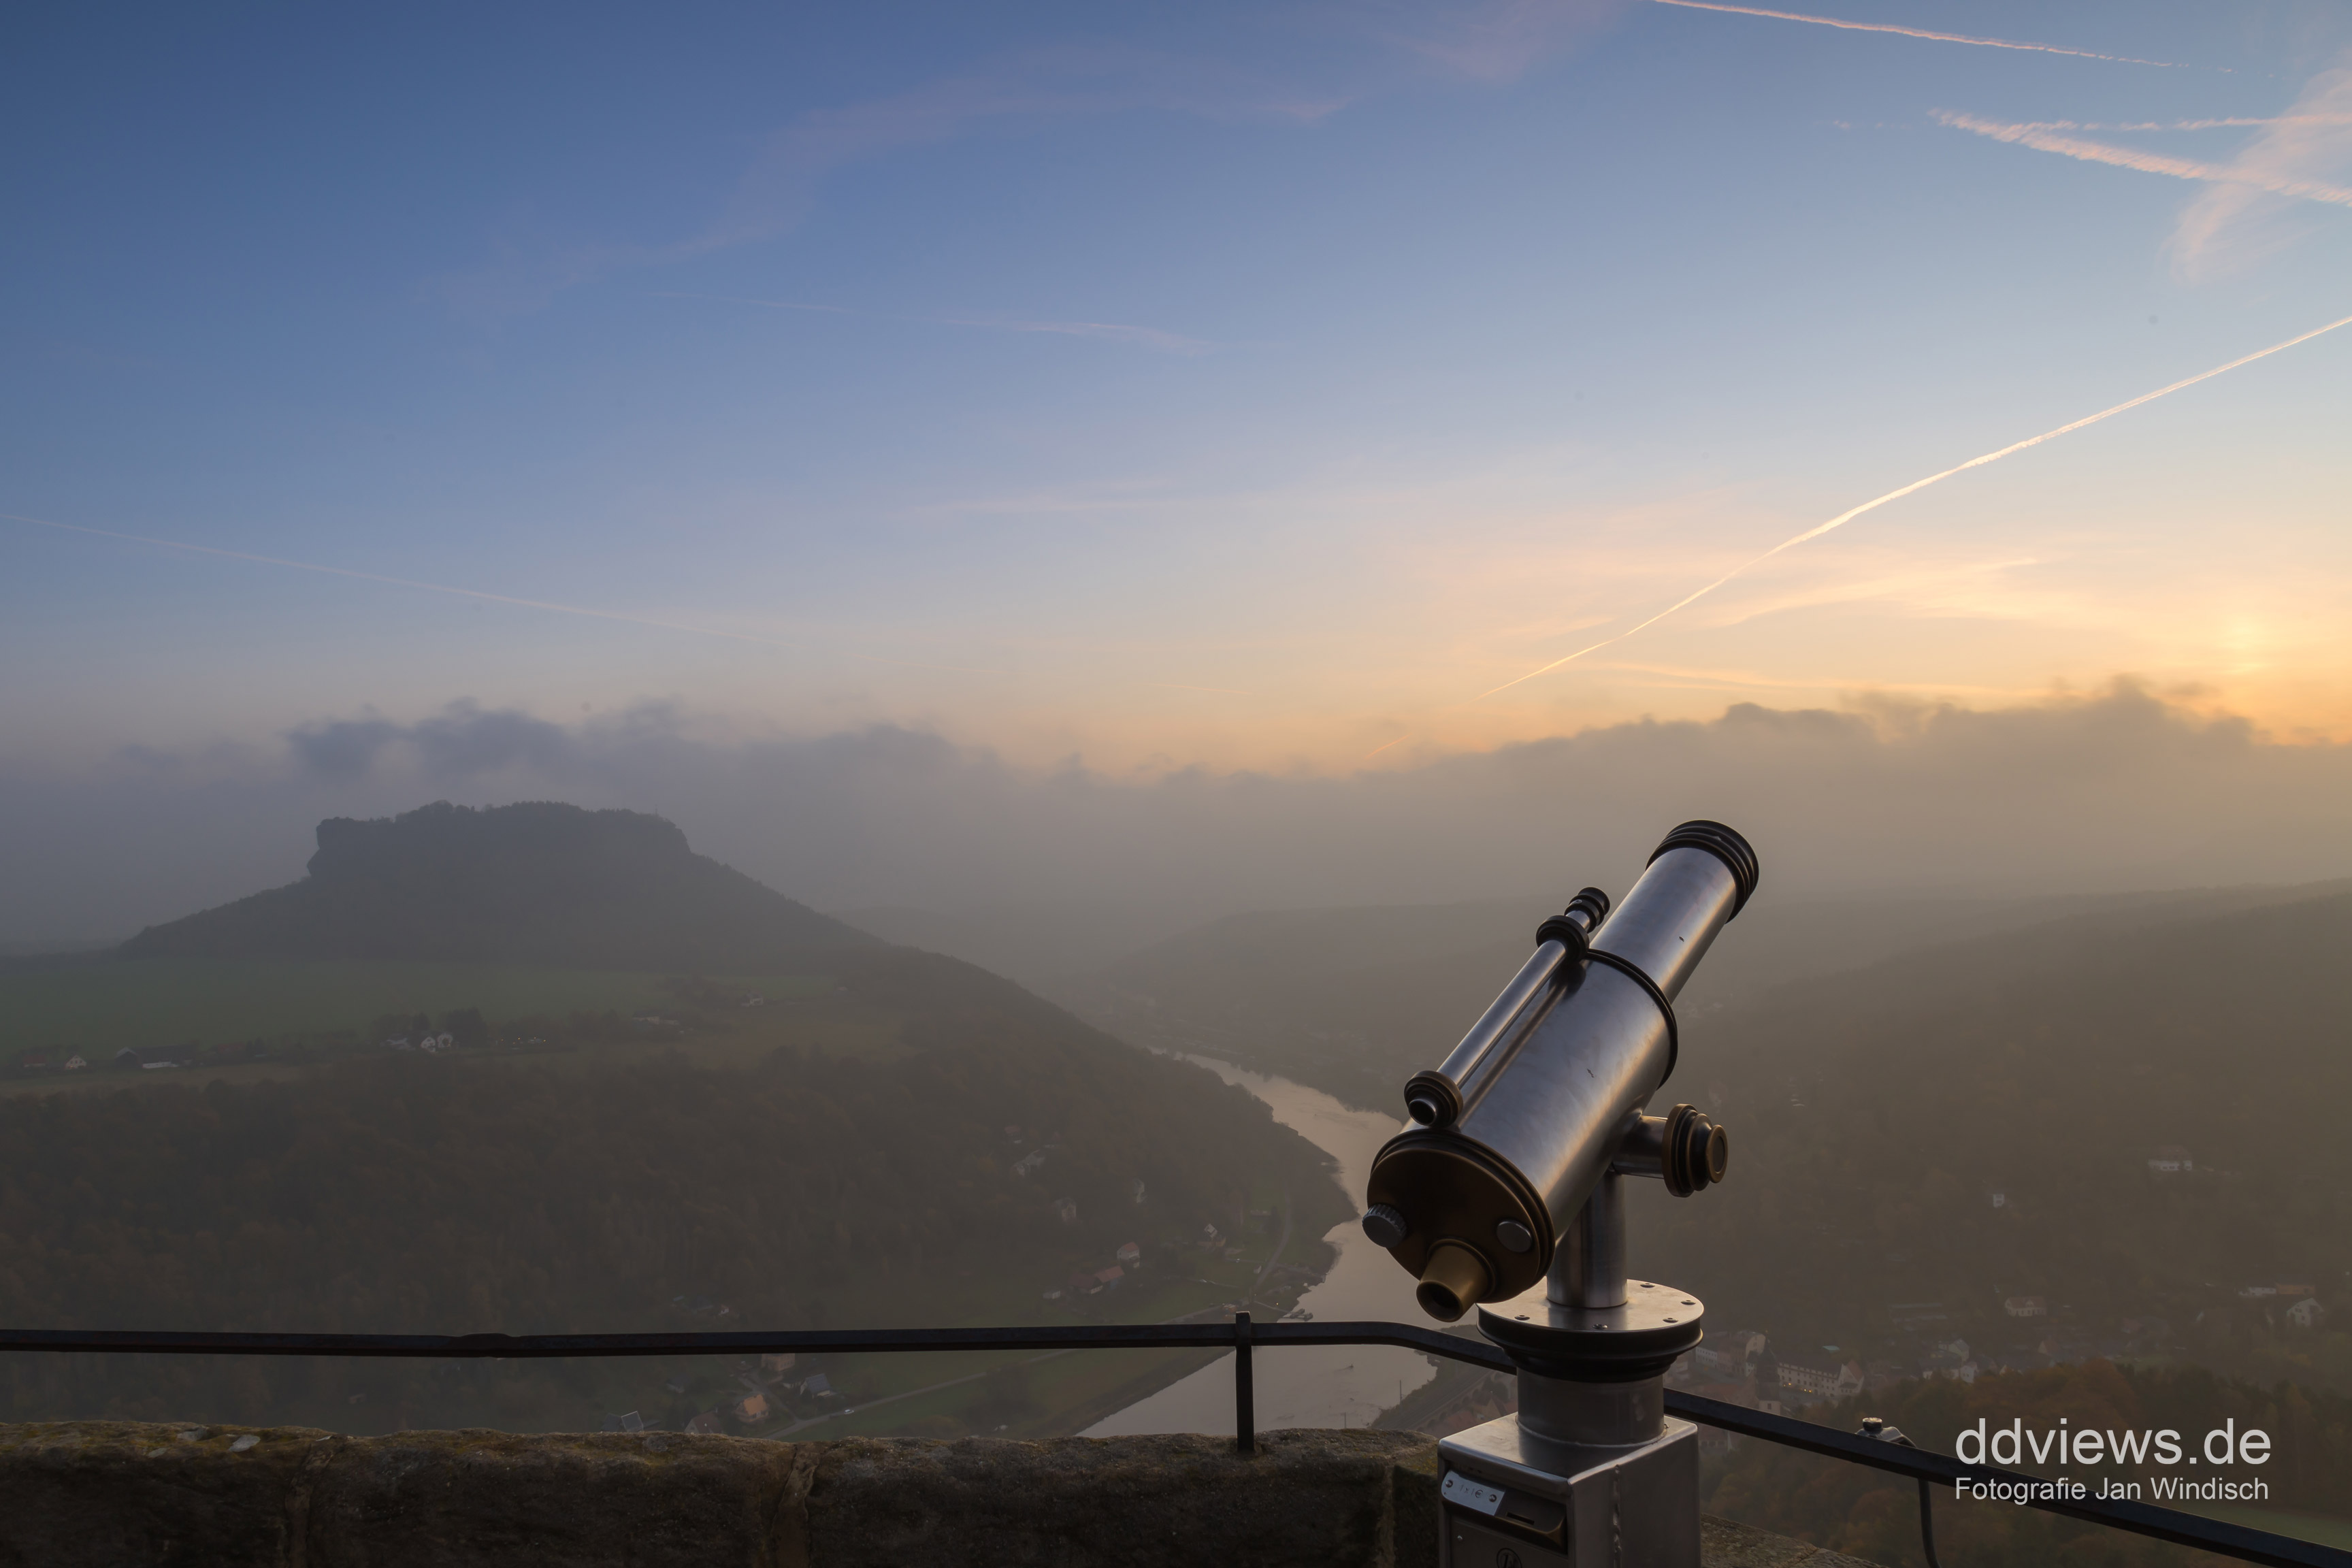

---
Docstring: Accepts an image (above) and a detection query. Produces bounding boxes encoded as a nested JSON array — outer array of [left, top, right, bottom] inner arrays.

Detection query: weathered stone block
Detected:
[[796, 1430, 1432, 1568], [0, 1420, 1871, 1567], [303, 1428, 804, 1568]]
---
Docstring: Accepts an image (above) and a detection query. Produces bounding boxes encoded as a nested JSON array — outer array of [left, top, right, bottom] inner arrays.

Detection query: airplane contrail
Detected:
[[1650, 0, 2191, 68], [0, 510, 1006, 677], [1936, 112, 2352, 208], [1475, 308, 2352, 701]]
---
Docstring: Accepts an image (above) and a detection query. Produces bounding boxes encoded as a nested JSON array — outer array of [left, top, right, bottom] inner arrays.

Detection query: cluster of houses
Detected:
[[11, 1052, 90, 1073], [381, 1032, 457, 1053], [607, 1352, 815, 1437], [1667, 1294, 2280, 1414], [2241, 1281, 2328, 1328], [1047, 1241, 1145, 1301]]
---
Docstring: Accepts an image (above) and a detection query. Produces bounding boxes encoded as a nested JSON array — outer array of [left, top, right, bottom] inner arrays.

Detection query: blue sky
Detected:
[[5, 0, 2351, 775]]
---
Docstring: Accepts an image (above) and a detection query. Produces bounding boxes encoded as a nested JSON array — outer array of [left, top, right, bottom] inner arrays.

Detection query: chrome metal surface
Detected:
[[1554, 1173, 1627, 1310], [1588, 847, 1737, 1001], [1429, 938, 1569, 1100], [1610, 1114, 1667, 1179], [1450, 846, 1740, 1250], [1518, 1368, 1665, 1451]]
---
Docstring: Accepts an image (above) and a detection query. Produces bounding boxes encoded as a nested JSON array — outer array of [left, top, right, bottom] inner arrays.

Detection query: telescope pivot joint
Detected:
[[1611, 1103, 1729, 1196]]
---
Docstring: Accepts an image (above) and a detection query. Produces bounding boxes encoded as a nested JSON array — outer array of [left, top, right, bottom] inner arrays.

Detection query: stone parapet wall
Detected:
[[0, 1421, 1874, 1567]]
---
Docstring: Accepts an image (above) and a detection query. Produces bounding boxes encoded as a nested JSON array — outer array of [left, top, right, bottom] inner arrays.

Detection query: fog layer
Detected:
[[5, 683, 2348, 954]]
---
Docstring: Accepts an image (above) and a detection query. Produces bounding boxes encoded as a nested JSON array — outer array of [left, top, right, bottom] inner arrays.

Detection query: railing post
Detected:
[[1233, 1311, 1254, 1454]]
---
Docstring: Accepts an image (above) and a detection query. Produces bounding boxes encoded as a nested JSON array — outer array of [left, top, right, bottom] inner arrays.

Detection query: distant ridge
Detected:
[[118, 801, 879, 970]]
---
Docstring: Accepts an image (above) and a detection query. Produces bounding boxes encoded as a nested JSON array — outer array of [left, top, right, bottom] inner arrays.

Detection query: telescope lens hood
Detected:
[[1648, 820, 1760, 917]]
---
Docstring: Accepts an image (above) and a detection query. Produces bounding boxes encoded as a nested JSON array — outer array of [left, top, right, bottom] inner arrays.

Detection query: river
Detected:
[[1082, 1057, 1438, 1435]]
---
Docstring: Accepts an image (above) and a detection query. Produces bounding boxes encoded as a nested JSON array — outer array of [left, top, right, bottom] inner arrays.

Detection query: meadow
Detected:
[[0, 957, 832, 1064]]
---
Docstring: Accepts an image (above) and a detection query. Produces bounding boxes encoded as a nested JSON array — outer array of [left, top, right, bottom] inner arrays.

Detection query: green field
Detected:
[[0, 958, 831, 1059]]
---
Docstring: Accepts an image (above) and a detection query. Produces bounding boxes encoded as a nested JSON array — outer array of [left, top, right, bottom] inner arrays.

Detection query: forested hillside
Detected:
[[0, 803, 1352, 1436], [1063, 880, 2352, 1117], [1708, 1360, 2352, 1567], [1626, 889, 2352, 1405], [0, 980, 1344, 1431], [1077, 882, 2352, 1401]]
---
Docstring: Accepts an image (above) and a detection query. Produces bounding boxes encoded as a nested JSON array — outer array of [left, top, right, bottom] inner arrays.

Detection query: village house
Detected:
[[2147, 1145, 2194, 1175], [2289, 1298, 2327, 1329], [2004, 1295, 2047, 1318], [1012, 1149, 1047, 1177], [1130, 1178, 1146, 1205], [759, 1352, 796, 1378], [685, 1411, 724, 1435], [1116, 1242, 1141, 1265], [731, 1392, 768, 1425], [1094, 1265, 1124, 1291], [63, 1055, 86, 1071], [1776, 1356, 1865, 1399], [1053, 1198, 1078, 1224]]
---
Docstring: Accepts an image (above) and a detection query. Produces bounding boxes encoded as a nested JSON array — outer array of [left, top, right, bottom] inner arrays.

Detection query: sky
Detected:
[[5, 1, 2352, 936]]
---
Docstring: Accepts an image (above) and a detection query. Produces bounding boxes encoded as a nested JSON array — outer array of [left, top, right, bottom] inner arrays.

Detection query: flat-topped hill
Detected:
[[118, 801, 877, 971]]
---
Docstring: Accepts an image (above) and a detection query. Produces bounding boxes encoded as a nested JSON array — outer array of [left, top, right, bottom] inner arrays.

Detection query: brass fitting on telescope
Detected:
[[1416, 1241, 1494, 1324], [1610, 1103, 1729, 1196]]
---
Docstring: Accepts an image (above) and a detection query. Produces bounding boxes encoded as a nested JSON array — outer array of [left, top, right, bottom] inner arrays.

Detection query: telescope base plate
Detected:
[[1477, 1279, 1703, 1384]]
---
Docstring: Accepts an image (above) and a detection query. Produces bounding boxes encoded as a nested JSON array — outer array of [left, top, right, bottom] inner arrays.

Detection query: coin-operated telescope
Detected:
[[1362, 820, 1758, 1568]]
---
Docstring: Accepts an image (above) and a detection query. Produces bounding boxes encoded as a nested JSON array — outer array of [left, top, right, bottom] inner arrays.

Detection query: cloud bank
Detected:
[[5, 685, 2351, 956]]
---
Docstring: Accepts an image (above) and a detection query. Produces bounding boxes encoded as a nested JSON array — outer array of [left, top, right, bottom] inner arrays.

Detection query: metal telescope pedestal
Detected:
[[1438, 1176, 1704, 1568]]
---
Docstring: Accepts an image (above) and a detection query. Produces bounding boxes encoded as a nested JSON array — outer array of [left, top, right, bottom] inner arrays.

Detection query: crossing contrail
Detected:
[[1936, 112, 2352, 209], [1650, 0, 2191, 68], [0, 510, 1006, 676], [1475, 308, 2352, 701]]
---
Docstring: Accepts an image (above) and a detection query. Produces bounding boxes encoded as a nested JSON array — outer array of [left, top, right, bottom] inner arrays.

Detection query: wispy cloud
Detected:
[[704, 48, 1342, 252], [2019, 115, 2352, 133], [656, 291, 1213, 355], [2170, 56, 2352, 277], [0, 510, 1008, 678], [1473, 308, 2352, 699], [1381, 0, 1627, 84], [1934, 110, 2352, 209], [437, 47, 1345, 318], [1650, 0, 2191, 68]]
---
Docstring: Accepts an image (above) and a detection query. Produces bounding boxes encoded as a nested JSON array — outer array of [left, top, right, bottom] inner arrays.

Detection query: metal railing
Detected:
[[4, 1318, 2345, 1568]]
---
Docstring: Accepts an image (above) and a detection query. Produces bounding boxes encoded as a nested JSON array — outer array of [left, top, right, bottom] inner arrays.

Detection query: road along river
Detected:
[[1083, 1057, 1438, 1436]]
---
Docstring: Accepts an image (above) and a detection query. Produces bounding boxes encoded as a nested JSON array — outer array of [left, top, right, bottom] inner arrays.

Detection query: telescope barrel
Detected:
[[1367, 821, 1758, 1320]]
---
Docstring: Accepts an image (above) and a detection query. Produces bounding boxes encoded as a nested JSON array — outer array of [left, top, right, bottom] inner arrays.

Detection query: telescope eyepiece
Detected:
[[1415, 1241, 1492, 1324]]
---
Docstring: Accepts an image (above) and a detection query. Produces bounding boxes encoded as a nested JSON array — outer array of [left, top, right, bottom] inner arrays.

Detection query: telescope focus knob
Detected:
[[1360, 1203, 1409, 1250], [1612, 1104, 1729, 1196]]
